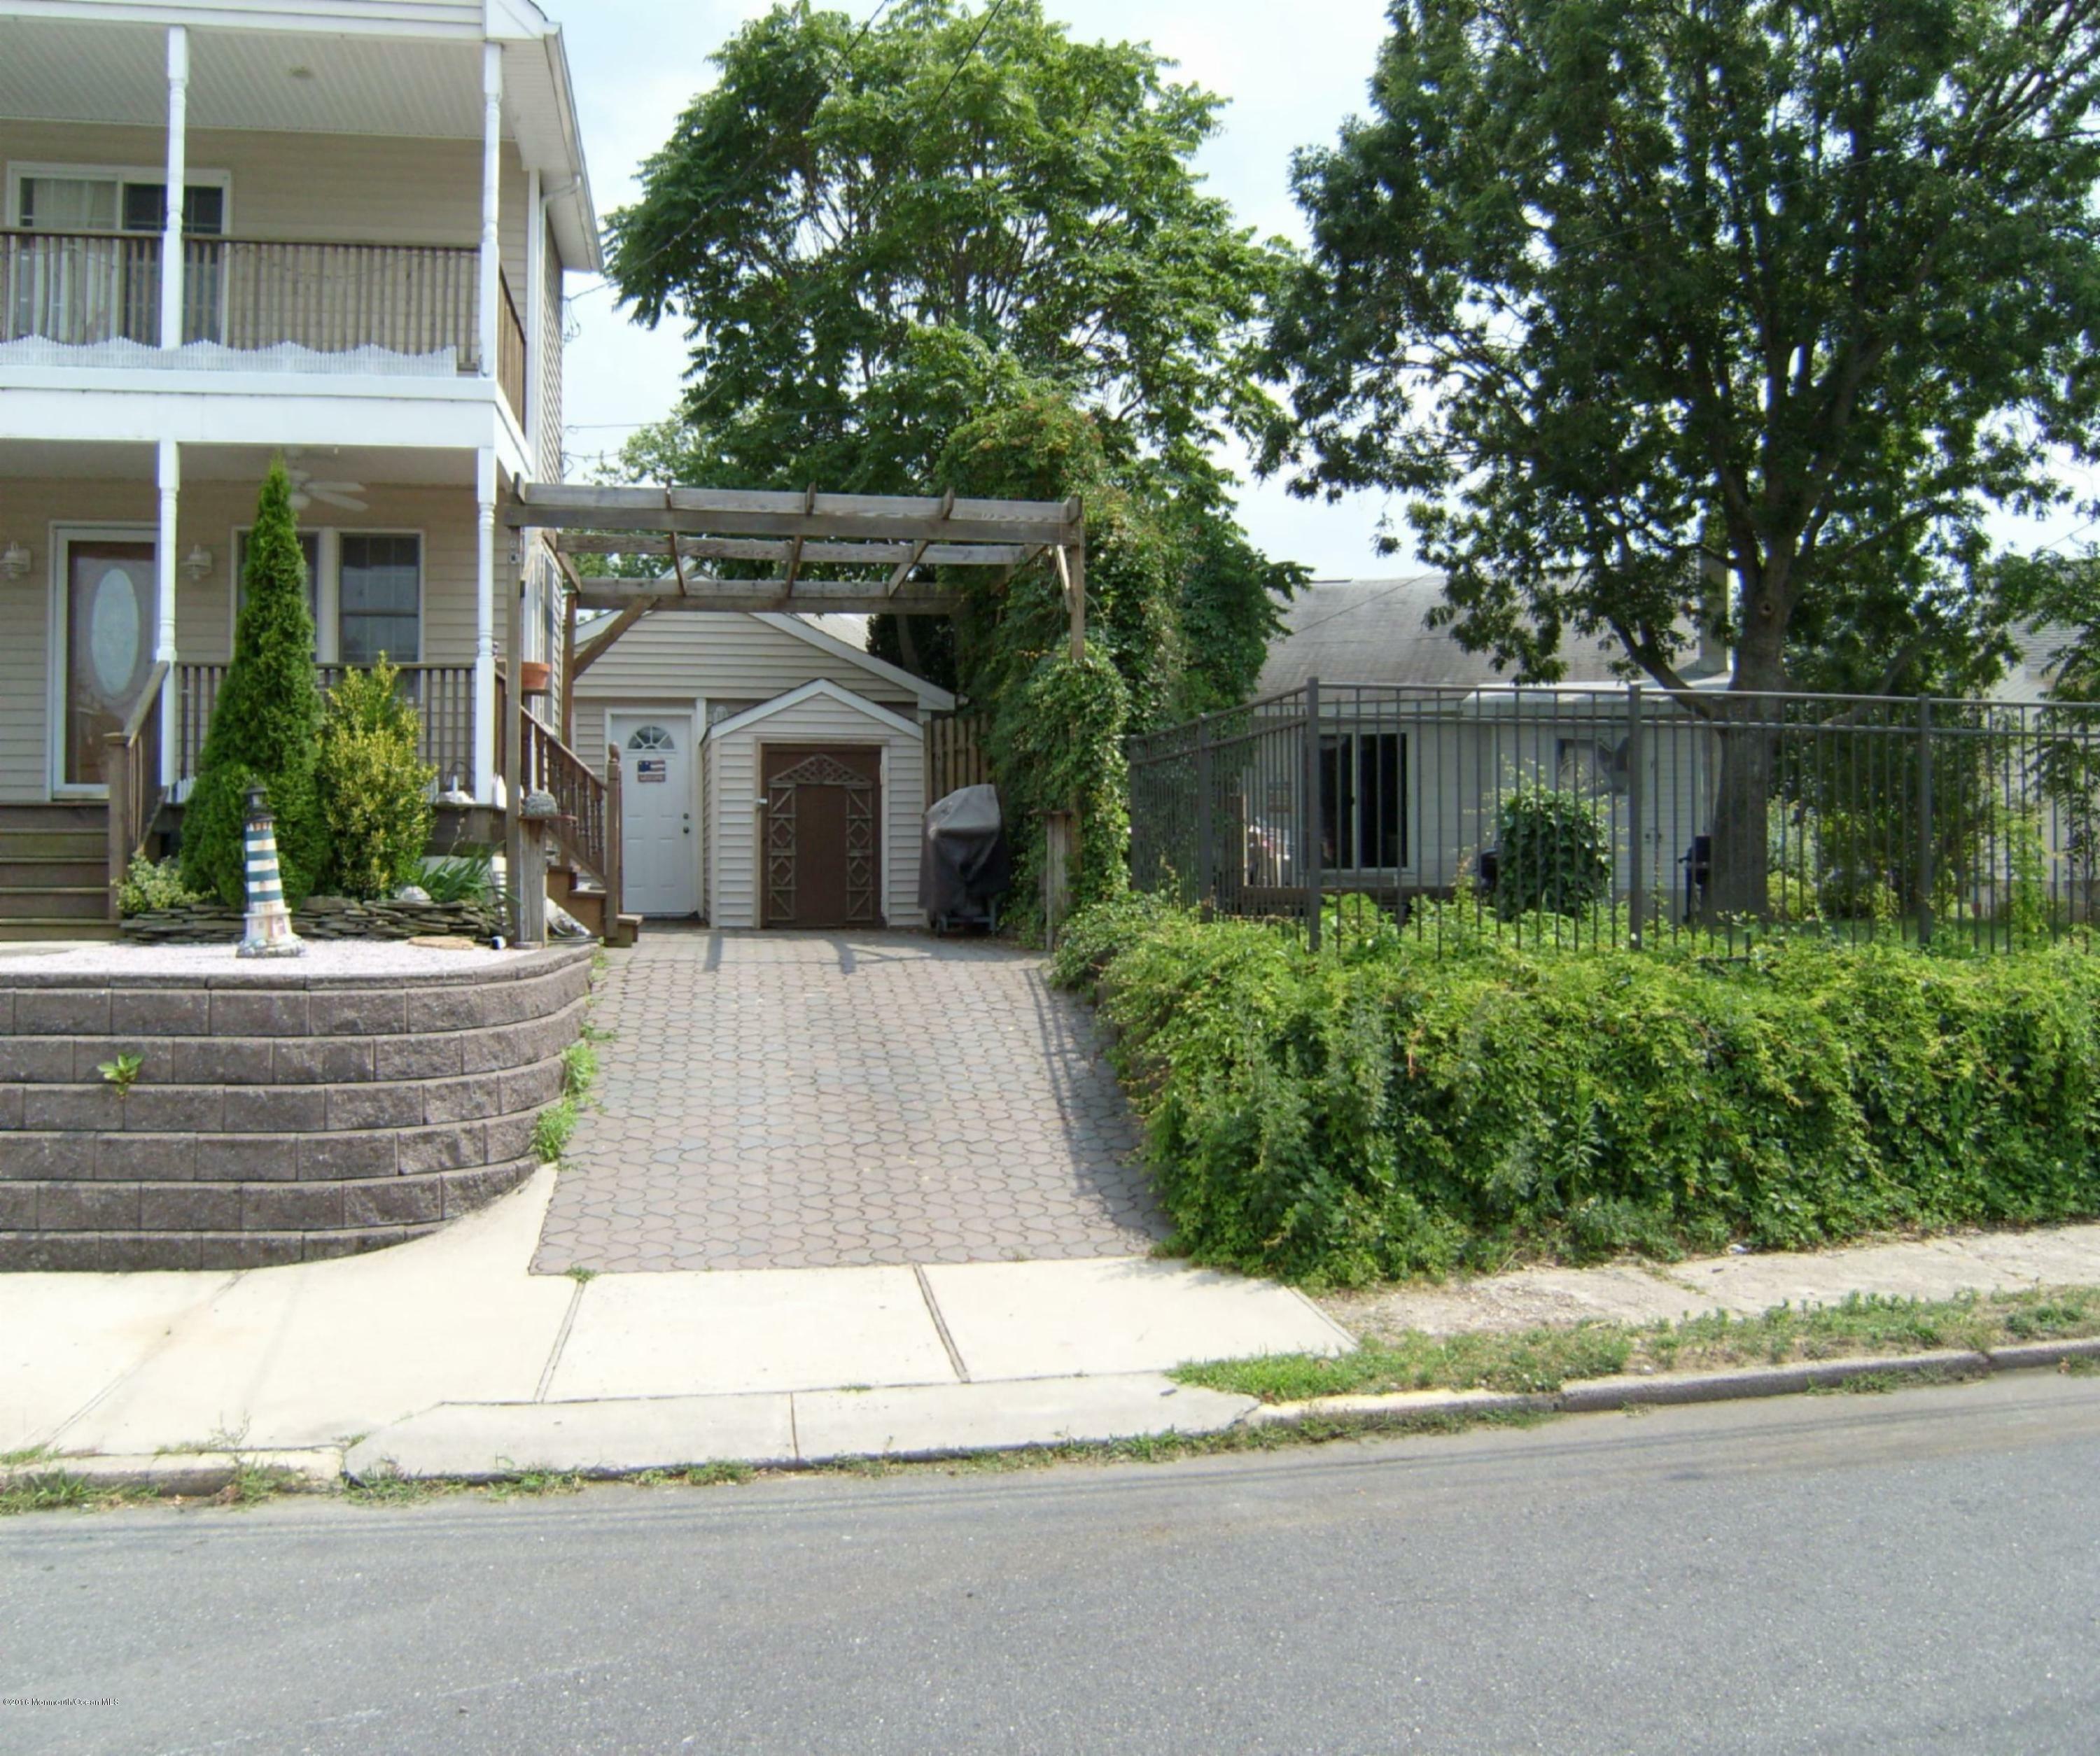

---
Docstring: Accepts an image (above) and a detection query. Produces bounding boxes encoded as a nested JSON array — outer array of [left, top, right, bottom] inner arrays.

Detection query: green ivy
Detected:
[[1056, 901, 2100, 1285]]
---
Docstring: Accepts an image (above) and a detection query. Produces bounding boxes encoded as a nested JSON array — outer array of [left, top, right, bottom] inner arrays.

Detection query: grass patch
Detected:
[[533, 1037, 602, 1165], [0, 1470, 158, 1517], [1180, 1284, 2100, 1402]]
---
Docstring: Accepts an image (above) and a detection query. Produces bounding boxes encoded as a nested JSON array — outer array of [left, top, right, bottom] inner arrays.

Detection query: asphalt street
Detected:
[[5, 1372, 2099, 1755]]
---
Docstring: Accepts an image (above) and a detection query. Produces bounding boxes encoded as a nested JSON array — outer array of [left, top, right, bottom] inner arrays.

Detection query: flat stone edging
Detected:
[[0, 944, 595, 1271]]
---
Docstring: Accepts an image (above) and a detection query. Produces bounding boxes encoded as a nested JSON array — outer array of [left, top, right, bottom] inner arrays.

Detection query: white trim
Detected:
[[0, 5, 488, 42], [161, 25, 189, 349], [472, 445, 496, 801], [752, 610, 955, 710], [477, 40, 502, 386], [47, 520, 158, 798], [709, 677, 925, 742]]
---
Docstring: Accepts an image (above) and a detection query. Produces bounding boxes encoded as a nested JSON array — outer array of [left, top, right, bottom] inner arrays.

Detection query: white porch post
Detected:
[[474, 447, 498, 801], [155, 438, 180, 785], [478, 41, 503, 381], [159, 26, 188, 351], [524, 165, 543, 453]]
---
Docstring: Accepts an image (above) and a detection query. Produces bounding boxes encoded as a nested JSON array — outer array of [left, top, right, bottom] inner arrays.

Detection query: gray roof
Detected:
[[1256, 575, 1657, 696]]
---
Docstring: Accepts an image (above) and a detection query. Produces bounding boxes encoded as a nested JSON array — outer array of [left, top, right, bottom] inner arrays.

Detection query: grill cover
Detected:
[[918, 784, 1012, 920]]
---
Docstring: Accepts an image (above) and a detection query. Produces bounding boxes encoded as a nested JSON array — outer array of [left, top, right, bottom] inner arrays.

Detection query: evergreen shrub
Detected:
[[1492, 786, 1611, 918], [1053, 902, 2100, 1285], [316, 659, 435, 899], [181, 461, 326, 906]]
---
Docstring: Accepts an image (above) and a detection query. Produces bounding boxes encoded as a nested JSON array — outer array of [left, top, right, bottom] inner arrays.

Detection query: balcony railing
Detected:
[[2, 231, 493, 375], [176, 662, 478, 791]]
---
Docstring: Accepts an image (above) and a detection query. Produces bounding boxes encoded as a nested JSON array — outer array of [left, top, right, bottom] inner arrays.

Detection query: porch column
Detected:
[[156, 439, 180, 786], [478, 41, 503, 380], [474, 448, 498, 799], [160, 26, 188, 351], [524, 165, 543, 452]]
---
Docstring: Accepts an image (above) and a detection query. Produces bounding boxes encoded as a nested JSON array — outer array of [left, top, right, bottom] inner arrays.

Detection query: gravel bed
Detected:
[[0, 939, 533, 978]]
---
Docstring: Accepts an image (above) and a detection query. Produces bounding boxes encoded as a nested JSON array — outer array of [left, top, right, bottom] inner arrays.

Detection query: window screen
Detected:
[[338, 535, 421, 666]]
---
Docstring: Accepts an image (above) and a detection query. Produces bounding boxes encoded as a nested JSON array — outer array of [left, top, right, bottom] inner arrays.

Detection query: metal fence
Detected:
[[1126, 679, 2100, 954]]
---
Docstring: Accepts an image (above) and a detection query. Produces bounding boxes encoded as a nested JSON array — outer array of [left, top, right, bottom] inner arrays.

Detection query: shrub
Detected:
[[118, 855, 198, 916], [316, 659, 435, 899], [181, 462, 325, 907], [1492, 787, 1611, 919], [1054, 901, 2100, 1285]]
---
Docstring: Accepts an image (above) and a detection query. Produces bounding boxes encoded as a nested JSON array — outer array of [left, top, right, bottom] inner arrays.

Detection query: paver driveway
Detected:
[[533, 928, 1166, 1272]]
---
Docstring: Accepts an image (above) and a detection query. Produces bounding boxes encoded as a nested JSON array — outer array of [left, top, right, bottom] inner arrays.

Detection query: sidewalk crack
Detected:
[[913, 1263, 972, 1383], [535, 1280, 587, 1403]]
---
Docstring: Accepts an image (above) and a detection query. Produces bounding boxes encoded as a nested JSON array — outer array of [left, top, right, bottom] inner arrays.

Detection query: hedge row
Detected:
[[1052, 898, 2100, 1284]]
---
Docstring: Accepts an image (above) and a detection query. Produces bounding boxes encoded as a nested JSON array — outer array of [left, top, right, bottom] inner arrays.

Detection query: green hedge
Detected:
[[1052, 901, 2100, 1284]]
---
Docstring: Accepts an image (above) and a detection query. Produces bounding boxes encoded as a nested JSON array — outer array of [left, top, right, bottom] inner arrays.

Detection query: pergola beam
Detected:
[[575, 589, 962, 615], [552, 534, 1030, 568], [514, 503, 1070, 545]]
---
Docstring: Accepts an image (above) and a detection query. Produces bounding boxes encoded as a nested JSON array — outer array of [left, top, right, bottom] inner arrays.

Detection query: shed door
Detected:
[[762, 744, 882, 929], [612, 713, 696, 916]]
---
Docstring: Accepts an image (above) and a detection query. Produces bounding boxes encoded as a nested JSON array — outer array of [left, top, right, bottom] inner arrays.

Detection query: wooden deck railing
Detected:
[[4, 230, 484, 365], [176, 662, 477, 787], [497, 272, 527, 424], [104, 661, 170, 921], [521, 710, 614, 898]]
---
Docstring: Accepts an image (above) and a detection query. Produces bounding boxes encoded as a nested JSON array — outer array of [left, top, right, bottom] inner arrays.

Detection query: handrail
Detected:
[[104, 660, 170, 922], [521, 710, 612, 891]]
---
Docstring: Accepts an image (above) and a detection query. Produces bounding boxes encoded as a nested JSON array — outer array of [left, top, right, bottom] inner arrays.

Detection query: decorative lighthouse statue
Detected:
[[237, 785, 304, 959]]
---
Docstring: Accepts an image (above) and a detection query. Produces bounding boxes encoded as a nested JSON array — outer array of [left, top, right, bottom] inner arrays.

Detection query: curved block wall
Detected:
[[0, 945, 594, 1270]]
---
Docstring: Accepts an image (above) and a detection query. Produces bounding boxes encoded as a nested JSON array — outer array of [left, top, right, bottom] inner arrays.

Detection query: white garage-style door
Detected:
[[610, 712, 697, 916]]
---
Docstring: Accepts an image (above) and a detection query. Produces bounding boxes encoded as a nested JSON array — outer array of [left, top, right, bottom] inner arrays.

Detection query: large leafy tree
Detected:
[[1266, 0, 2100, 913], [607, 0, 1301, 717]]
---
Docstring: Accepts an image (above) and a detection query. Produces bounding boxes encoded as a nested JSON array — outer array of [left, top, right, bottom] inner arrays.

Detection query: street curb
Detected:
[[1238, 1342, 2092, 1433], [1, 1448, 342, 1498]]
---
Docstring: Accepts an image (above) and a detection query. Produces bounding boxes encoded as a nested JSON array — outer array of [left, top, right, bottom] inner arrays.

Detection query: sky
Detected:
[[549, 1, 2098, 584], [551, 0, 1399, 582]]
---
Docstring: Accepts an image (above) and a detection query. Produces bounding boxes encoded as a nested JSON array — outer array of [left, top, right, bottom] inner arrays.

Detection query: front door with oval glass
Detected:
[[63, 541, 156, 789], [612, 712, 697, 916]]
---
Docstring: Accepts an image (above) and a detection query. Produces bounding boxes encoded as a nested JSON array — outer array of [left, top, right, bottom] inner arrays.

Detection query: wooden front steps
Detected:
[[0, 803, 118, 941], [548, 866, 638, 948]]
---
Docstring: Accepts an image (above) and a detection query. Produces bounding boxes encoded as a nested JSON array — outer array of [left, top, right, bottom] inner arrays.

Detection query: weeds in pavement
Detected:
[[1180, 1284, 2100, 1403]]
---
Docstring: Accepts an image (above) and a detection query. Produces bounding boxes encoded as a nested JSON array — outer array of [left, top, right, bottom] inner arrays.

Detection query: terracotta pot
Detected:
[[519, 660, 553, 697]]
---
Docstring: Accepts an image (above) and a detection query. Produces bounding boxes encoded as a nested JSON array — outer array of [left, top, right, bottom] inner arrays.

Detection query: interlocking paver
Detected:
[[533, 928, 1165, 1273]]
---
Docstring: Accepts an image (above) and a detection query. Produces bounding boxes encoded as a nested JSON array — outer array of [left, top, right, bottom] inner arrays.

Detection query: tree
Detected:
[[181, 461, 326, 907], [606, 0, 1301, 719], [315, 659, 435, 899], [1266, 0, 2100, 915]]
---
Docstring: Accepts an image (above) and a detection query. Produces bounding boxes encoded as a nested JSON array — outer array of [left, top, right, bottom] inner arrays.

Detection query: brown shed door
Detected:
[[762, 745, 883, 928]]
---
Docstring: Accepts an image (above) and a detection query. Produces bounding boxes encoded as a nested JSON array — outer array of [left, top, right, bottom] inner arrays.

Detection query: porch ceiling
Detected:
[[507, 483, 1086, 619], [0, 440, 477, 489]]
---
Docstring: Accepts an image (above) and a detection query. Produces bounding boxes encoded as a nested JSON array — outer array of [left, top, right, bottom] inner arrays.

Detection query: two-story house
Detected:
[[0, 0, 597, 937]]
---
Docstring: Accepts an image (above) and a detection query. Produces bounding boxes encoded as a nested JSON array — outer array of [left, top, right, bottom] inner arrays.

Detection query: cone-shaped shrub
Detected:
[[181, 460, 325, 906], [316, 657, 435, 898]]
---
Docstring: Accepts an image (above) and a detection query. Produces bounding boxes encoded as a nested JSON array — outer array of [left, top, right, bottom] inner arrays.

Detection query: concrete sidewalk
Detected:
[[8, 1166, 2099, 1484], [0, 1167, 1349, 1473]]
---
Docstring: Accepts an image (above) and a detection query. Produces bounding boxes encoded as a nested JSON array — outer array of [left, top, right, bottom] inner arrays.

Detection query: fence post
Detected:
[[1917, 694, 1934, 947], [1303, 677, 1322, 949], [1626, 683, 1645, 950], [1195, 713, 1214, 908]]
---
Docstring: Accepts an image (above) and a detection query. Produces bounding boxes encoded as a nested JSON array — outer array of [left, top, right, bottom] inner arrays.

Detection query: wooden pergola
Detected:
[[501, 482, 1089, 680]]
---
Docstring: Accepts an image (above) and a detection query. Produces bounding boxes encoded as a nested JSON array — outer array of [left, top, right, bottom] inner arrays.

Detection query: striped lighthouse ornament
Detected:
[[237, 785, 304, 959]]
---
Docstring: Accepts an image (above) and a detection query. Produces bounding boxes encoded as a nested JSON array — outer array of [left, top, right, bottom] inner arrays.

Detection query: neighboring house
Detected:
[[0, 0, 596, 937], [569, 607, 953, 927]]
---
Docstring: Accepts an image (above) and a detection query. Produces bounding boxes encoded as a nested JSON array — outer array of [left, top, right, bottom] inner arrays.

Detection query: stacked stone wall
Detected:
[[0, 946, 594, 1270]]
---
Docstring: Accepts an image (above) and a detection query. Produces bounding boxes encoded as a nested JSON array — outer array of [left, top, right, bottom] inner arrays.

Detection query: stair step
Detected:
[[0, 886, 109, 920], [0, 831, 108, 859], [0, 859, 107, 889], [0, 918, 119, 942]]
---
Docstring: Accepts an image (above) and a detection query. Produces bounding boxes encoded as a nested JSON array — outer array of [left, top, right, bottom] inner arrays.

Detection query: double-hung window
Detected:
[[337, 535, 423, 667]]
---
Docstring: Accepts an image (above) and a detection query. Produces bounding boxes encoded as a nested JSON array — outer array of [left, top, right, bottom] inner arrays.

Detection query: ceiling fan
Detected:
[[283, 450, 367, 514]]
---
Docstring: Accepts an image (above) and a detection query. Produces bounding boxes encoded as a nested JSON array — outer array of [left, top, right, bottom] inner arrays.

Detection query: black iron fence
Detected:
[[1126, 679, 2100, 954]]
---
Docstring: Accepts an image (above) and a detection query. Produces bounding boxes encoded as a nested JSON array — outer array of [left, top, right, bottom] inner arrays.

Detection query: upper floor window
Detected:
[[14, 169, 225, 237]]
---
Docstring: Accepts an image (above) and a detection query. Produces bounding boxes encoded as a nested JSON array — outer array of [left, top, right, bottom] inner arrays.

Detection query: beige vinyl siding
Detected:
[[572, 614, 922, 764], [708, 691, 925, 929], [0, 473, 484, 801]]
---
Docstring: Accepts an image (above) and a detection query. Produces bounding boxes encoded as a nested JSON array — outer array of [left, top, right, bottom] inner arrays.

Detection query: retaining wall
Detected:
[[0, 945, 594, 1270]]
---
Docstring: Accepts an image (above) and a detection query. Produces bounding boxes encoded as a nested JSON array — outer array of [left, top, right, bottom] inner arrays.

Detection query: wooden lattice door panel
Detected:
[[760, 745, 883, 928]]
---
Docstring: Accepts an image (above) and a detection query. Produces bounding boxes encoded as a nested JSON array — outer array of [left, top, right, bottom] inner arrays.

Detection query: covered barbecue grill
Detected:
[[918, 784, 1011, 934]]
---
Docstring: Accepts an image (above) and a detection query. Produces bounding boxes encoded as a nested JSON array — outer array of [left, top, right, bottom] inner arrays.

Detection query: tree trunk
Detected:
[[1704, 633, 1785, 925]]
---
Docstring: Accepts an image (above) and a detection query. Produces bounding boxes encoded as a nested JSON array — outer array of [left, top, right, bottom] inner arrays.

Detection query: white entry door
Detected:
[[611, 712, 697, 916]]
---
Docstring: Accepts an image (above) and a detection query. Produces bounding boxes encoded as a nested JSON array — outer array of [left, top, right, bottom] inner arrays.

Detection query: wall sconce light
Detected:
[[180, 544, 215, 584], [0, 540, 29, 580]]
